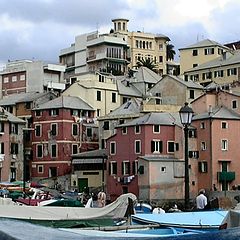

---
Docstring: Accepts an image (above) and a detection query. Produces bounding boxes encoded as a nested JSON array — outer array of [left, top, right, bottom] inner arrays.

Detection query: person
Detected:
[[213, 184, 217, 191], [196, 189, 207, 210]]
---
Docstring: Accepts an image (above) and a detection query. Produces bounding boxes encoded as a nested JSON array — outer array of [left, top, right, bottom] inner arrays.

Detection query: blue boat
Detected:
[[132, 210, 228, 231]]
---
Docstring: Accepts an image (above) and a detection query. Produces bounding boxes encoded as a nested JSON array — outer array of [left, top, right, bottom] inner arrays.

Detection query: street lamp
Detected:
[[179, 102, 194, 210]]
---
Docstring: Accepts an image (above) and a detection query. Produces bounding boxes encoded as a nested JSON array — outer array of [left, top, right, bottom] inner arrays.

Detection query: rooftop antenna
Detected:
[[96, 22, 99, 33]]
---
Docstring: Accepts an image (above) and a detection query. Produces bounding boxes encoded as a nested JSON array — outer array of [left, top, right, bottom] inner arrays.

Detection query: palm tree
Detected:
[[166, 44, 176, 61], [136, 58, 157, 72]]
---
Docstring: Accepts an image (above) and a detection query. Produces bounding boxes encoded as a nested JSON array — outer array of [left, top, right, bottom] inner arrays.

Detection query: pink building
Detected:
[[106, 112, 198, 202], [192, 90, 240, 191], [31, 95, 97, 181]]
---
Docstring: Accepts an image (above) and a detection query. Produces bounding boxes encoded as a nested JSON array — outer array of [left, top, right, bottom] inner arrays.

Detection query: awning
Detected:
[[72, 158, 104, 164]]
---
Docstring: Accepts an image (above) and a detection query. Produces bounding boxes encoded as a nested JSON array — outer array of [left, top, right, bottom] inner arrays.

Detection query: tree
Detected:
[[166, 44, 176, 61], [136, 58, 157, 72]]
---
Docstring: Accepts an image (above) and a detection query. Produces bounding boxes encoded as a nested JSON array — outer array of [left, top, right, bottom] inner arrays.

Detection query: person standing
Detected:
[[196, 189, 207, 210]]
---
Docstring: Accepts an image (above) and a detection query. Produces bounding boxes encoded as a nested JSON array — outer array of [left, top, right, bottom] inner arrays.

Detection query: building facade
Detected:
[[0, 60, 66, 98], [111, 18, 170, 75], [31, 95, 97, 182]]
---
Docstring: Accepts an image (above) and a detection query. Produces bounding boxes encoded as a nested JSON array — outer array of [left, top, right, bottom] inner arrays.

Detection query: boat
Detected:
[[0, 193, 137, 228], [1, 218, 240, 239], [131, 210, 228, 231], [135, 202, 152, 213]]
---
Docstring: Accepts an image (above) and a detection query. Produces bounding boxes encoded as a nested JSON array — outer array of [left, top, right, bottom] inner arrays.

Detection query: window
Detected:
[[0, 142, 4, 154], [200, 122, 205, 129], [192, 49, 198, 56], [20, 74, 25, 81], [97, 90, 101, 101], [12, 76, 17, 82], [189, 151, 199, 158], [109, 161, 117, 175], [136, 40, 139, 48], [189, 90, 195, 99], [110, 141, 116, 155], [122, 126, 127, 134], [189, 129, 197, 138], [51, 123, 57, 136], [11, 143, 18, 154], [35, 125, 41, 137], [227, 68, 237, 76], [72, 124, 78, 136], [214, 70, 224, 78], [221, 121, 228, 129], [221, 139, 228, 151], [151, 140, 163, 153], [86, 128, 92, 137], [35, 110, 42, 117], [71, 109, 79, 116], [175, 143, 179, 151], [198, 162, 208, 172], [37, 144, 43, 158], [112, 92, 116, 103], [122, 161, 130, 175], [0, 122, 4, 133], [218, 48, 223, 55], [10, 123, 18, 134], [103, 121, 109, 130], [159, 44, 163, 50], [193, 64, 198, 68], [51, 144, 57, 158], [72, 144, 78, 154], [3, 77, 9, 83], [232, 100, 237, 109], [49, 109, 59, 116], [37, 165, 44, 174], [202, 72, 212, 80], [159, 56, 163, 62], [135, 140, 141, 154], [135, 125, 141, 134], [97, 109, 101, 117], [156, 98, 162, 105], [201, 142, 206, 150], [161, 166, 166, 173], [153, 125, 160, 133], [167, 141, 175, 153], [204, 48, 214, 55]]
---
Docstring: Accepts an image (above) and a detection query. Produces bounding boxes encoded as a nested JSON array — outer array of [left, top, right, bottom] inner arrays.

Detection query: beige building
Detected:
[[183, 50, 240, 86], [62, 72, 120, 117], [111, 18, 170, 75], [179, 39, 230, 75]]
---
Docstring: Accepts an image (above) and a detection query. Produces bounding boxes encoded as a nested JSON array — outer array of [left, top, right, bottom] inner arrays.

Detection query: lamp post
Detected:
[[179, 102, 194, 210]]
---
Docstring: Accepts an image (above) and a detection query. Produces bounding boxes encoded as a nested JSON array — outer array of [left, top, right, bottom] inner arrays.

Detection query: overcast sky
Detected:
[[1, 0, 240, 67]]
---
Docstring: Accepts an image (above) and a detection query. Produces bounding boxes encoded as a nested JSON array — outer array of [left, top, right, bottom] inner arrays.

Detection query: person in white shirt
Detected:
[[196, 189, 208, 210]]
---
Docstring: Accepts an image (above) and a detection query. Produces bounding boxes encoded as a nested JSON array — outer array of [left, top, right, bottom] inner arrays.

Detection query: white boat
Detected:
[[0, 193, 137, 228]]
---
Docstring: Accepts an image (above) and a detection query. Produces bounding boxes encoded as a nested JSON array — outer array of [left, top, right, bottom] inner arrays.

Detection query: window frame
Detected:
[[135, 140, 141, 154], [221, 139, 228, 151], [153, 125, 160, 133], [110, 141, 116, 155], [36, 144, 43, 158], [35, 124, 42, 137], [51, 144, 57, 158]]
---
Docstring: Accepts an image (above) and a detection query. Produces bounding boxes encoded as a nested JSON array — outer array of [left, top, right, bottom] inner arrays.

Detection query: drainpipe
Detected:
[[209, 106, 213, 191]]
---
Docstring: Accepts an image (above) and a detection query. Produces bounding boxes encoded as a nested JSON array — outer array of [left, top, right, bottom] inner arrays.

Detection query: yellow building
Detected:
[[183, 50, 240, 86], [179, 39, 230, 75], [111, 18, 170, 75]]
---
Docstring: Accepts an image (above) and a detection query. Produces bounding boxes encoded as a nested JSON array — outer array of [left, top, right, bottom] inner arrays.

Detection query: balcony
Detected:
[[217, 171, 235, 182]]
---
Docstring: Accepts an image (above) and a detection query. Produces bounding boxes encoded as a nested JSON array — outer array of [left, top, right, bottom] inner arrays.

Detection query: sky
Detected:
[[1, 0, 240, 67]]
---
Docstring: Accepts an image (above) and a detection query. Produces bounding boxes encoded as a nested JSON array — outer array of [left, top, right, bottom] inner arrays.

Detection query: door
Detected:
[[78, 178, 88, 193]]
